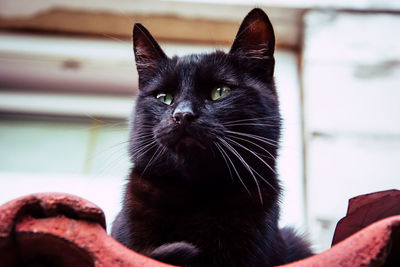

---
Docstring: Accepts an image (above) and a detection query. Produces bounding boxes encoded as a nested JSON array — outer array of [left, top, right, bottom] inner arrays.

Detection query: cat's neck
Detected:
[[127, 168, 279, 213]]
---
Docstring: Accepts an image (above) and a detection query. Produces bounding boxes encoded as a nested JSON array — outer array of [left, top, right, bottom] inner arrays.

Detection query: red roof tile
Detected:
[[0, 191, 399, 266]]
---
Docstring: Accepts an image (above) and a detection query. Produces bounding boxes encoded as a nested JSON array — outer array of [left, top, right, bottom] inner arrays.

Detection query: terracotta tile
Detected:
[[1, 192, 399, 266]]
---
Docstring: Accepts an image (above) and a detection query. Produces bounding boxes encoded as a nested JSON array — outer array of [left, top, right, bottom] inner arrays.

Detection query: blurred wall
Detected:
[[302, 10, 400, 251]]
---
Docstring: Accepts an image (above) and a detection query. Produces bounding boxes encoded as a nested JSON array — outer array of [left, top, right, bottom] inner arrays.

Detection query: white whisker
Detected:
[[214, 142, 234, 183], [141, 144, 164, 175], [225, 136, 276, 175], [216, 141, 251, 196], [224, 137, 278, 194], [218, 137, 263, 205], [222, 115, 280, 125], [224, 122, 278, 127], [132, 140, 157, 159], [134, 133, 155, 142], [225, 130, 279, 147], [227, 134, 276, 161]]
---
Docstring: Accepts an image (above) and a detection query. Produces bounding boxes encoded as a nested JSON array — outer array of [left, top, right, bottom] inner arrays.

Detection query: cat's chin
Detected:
[[174, 136, 206, 154]]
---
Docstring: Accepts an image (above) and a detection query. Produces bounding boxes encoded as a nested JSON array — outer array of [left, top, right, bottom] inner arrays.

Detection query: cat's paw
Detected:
[[149, 241, 200, 266]]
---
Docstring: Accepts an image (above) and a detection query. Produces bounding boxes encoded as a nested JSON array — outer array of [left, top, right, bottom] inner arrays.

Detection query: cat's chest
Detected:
[[131, 203, 272, 266], [132, 193, 263, 241], [128, 175, 266, 242]]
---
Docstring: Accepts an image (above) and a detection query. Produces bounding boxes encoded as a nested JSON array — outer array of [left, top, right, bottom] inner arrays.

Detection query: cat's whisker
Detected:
[[82, 140, 129, 176], [114, 9, 136, 24], [95, 152, 127, 177], [222, 115, 281, 125], [133, 130, 154, 136], [224, 137, 278, 195], [215, 141, 251, 196], [214, 142, 234, 183], [133, 134, 155, 144], [227, 134, 276, 161], [227, 138, 279, 194], [139, 145, 160, 175], [132, 138, 156, 153], [223, 122, 278, 128], [247, 165, 278, 195], [102, 33, 130, 45], [132, 139, 157, 159], [141, 144, 165, 175], [134, 138, 153, 144], [100, 121, 129, 128], [134, 127, 152, 132], [135, 130, 153, 135], [135, 138, 156, 147], [225, 130, 280, 147], [225, 137, 277, 175], [217, 137, 263, 205], [97, 141, 129, 161], [93, 140, 130, 156], [134, 144, 158, 163], [75, 120, 129, 133], [138, 122, 156, 127], [134, 126, 155, 131], [134, 134, 155, 142]]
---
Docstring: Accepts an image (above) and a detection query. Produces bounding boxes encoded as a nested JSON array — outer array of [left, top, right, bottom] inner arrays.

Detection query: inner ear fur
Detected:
[[133, 23, 167, 86], [229, 8, 275, 59]]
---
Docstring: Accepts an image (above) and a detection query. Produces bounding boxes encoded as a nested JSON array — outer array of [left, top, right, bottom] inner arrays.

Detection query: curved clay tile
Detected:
[[0, 191, 399, 266]]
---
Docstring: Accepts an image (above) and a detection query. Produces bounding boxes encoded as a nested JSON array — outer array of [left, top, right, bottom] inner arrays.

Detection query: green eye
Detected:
[[156, 92, 173, 105], [211, 85, 231, 101]]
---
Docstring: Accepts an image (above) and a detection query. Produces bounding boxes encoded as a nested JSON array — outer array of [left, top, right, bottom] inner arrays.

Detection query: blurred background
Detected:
[[0, 0, 399, 253]]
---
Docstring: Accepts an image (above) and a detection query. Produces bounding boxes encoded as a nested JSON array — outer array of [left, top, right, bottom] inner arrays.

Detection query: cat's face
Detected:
[[130, 9, 281, 187]]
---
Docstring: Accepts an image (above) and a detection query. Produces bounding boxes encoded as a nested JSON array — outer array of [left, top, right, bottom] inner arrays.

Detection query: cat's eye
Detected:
[[211, 85, 231, 101], [156, 92, 173, 105]]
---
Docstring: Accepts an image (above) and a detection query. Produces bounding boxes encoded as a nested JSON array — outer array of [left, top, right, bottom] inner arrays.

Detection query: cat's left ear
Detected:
[[133, 23, 167, 87], [230, 8, 275, 76]]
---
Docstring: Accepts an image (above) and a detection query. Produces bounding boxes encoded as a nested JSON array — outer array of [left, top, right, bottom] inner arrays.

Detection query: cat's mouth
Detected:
[[157, 125, 208, 154]]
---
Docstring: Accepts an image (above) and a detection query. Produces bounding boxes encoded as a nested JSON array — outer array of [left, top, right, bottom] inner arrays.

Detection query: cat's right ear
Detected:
[[133, 23, 167, 87], [229, 8, 275, 78]]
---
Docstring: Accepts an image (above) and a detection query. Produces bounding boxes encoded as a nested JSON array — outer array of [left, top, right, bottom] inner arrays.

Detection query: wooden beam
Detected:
[[0, 7, 302, 48]]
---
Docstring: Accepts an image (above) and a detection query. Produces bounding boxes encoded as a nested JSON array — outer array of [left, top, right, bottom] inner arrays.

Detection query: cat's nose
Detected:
[[173, 101, 197, 125], [174, 111, 195, 124]]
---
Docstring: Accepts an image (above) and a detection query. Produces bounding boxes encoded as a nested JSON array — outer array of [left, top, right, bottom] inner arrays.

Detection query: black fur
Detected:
[[111, 8, 312, 266], [149, 242, 200, 266]]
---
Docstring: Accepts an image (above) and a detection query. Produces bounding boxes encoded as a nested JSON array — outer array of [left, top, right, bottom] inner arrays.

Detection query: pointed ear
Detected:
[[133, 23, 167, 86], [230, 8, 275, 71]]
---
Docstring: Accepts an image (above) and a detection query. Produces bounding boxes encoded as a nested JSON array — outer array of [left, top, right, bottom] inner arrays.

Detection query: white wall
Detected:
[[302, 11, 400, 252]]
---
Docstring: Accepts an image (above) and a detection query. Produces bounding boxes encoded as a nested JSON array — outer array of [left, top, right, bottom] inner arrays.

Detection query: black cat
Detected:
[[111, 8, 312, 267]]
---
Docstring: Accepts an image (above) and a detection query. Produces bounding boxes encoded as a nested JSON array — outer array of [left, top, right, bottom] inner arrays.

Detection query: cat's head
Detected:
[[130, 8, 281, 188]]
